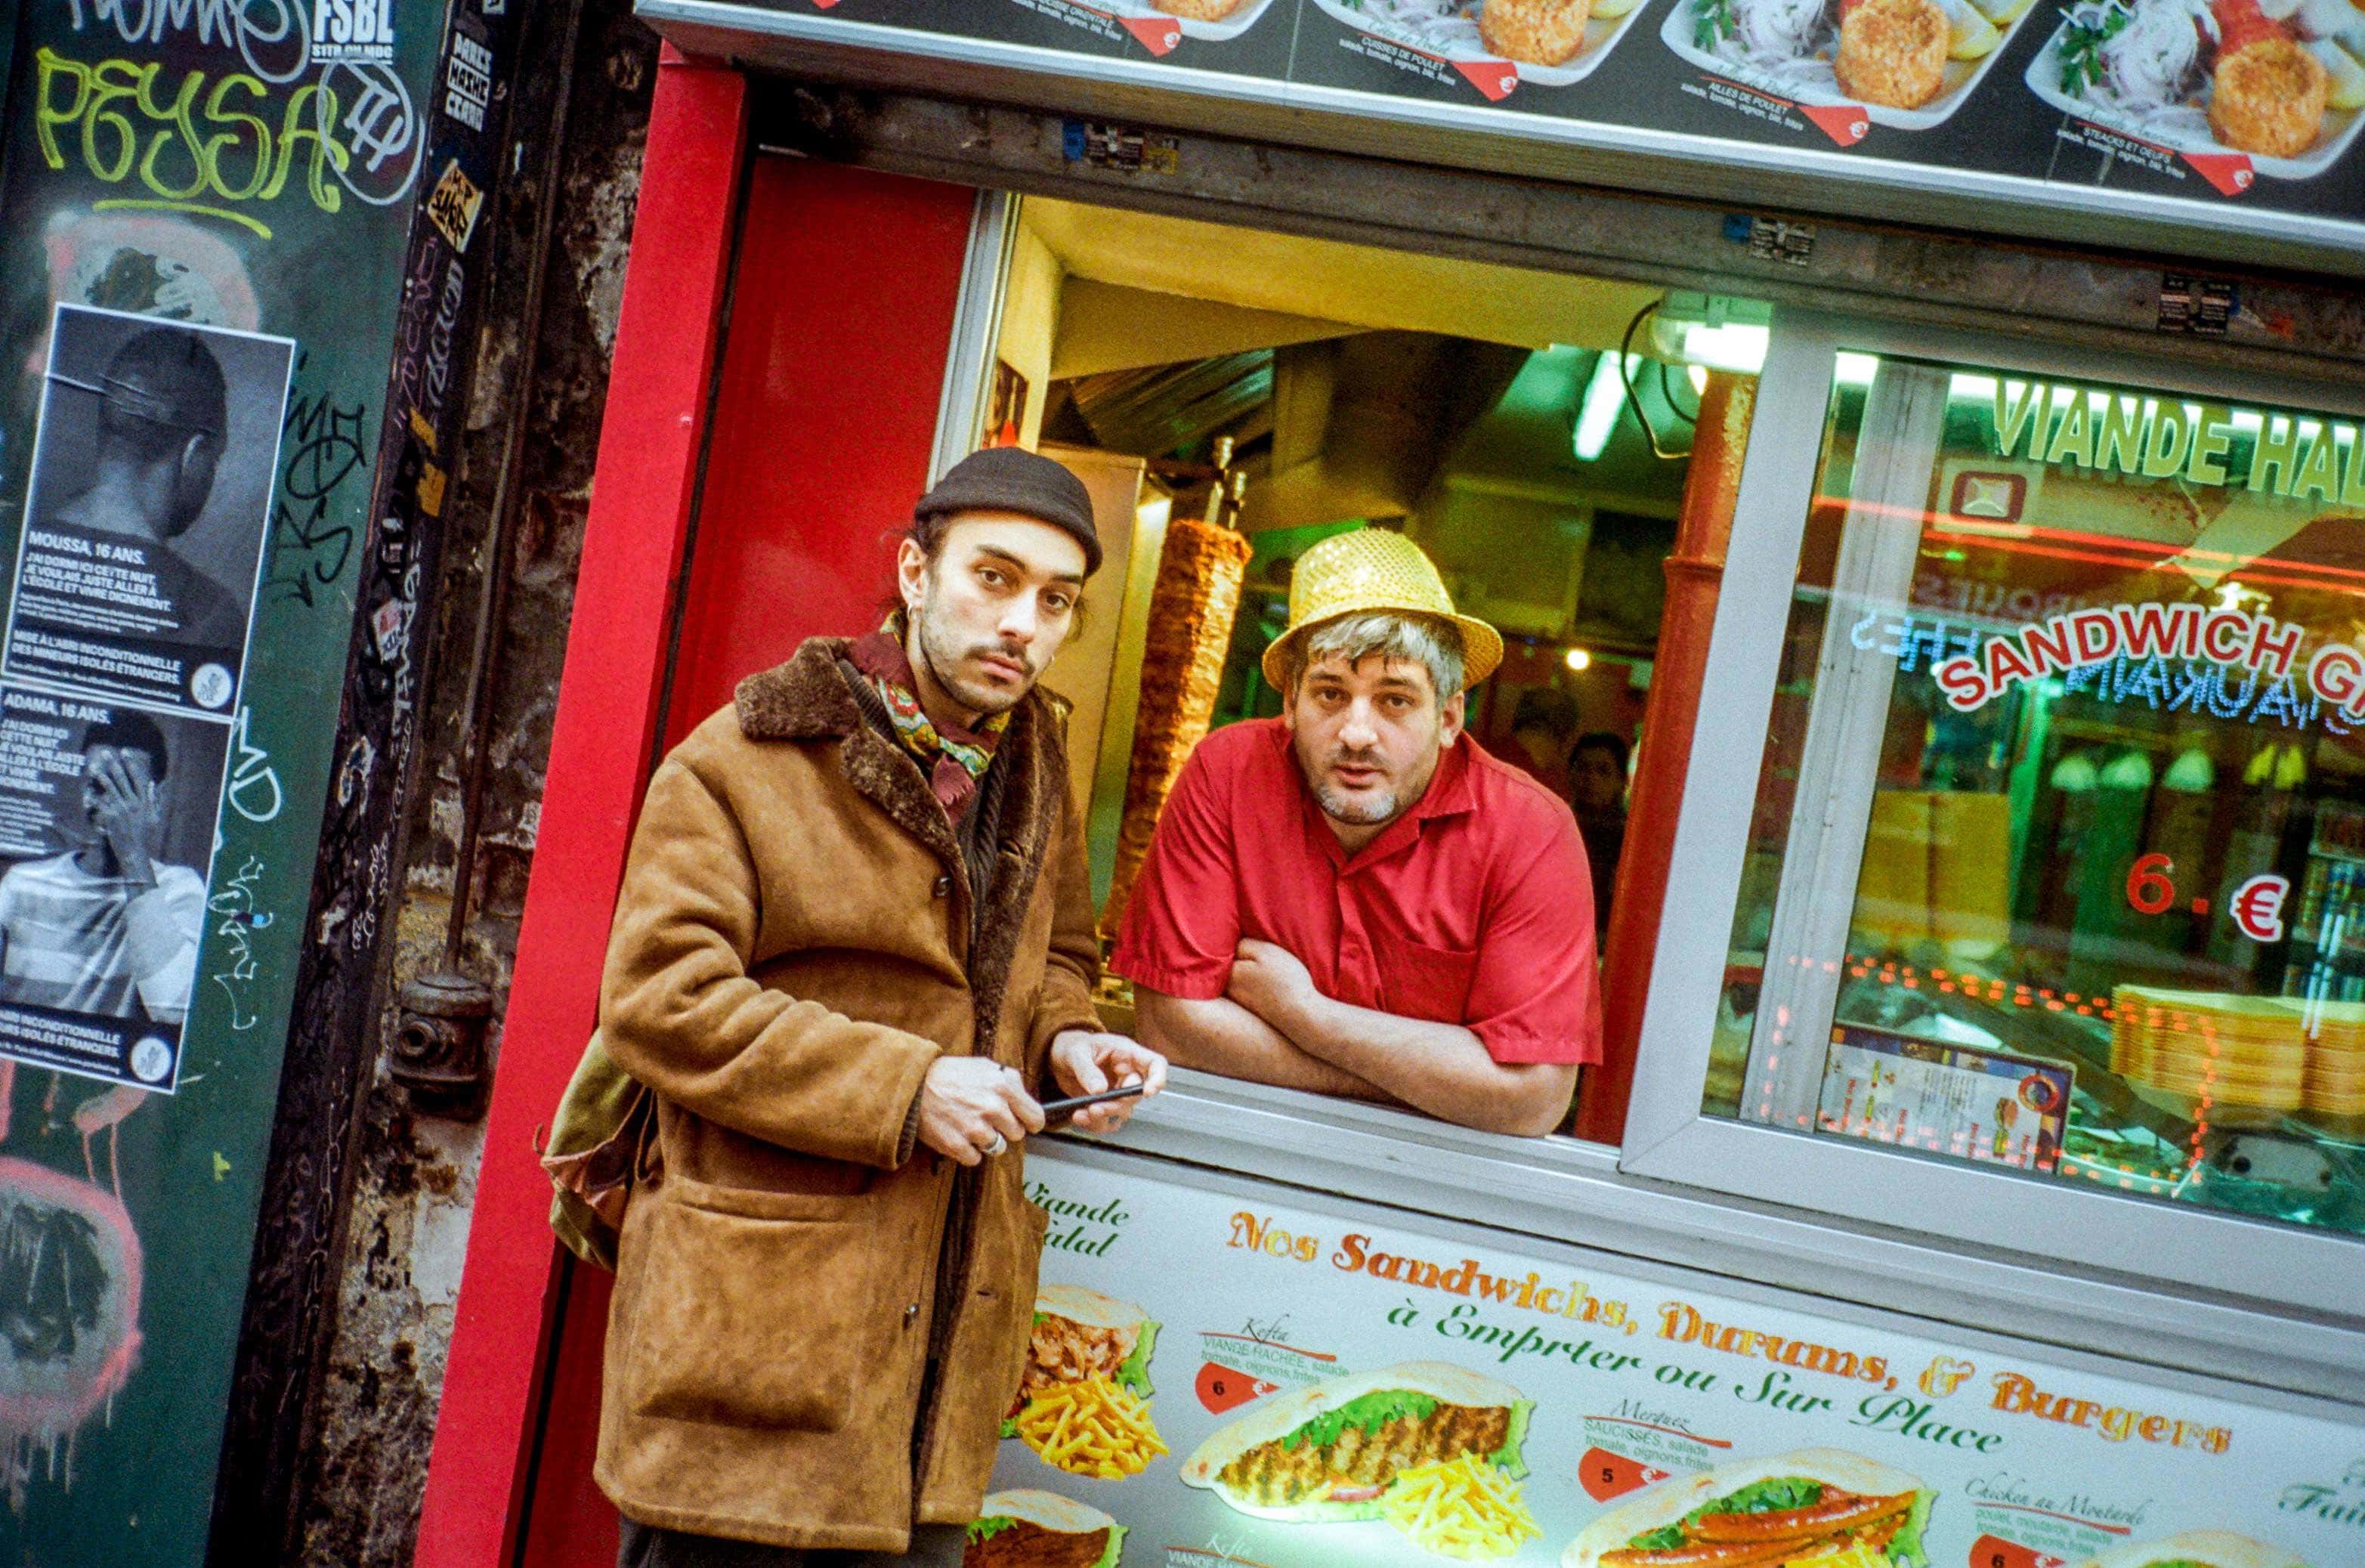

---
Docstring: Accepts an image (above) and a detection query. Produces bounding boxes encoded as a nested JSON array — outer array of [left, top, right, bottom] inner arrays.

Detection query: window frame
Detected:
[[1621, 309, 2365, 1324]]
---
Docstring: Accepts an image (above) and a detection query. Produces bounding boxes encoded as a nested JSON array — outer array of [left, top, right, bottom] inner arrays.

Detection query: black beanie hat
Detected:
[[914, 447, 1102, 576]]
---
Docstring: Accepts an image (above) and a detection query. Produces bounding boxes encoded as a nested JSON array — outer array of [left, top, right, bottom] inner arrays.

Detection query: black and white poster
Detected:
[[5, 307, 295, 716], [0, 685, 230, 1092]]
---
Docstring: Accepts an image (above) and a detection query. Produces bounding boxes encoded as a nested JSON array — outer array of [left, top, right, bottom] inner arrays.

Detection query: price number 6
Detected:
[[2126, 852, 2177, 916]]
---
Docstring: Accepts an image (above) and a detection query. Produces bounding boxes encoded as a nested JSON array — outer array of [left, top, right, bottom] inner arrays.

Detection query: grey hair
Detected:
[[1285, 612, 1466, 700]]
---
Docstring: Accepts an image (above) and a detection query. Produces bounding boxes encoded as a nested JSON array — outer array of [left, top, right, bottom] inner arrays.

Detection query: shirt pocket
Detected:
[[1383, 937, 1480, 1024]]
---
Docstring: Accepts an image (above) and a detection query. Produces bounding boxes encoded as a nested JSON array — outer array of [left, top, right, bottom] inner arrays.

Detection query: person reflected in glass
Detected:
[[1503, 685, 1578, 797], [1568, 730, 1628, 940], [1111, 530, 1599, 1137]]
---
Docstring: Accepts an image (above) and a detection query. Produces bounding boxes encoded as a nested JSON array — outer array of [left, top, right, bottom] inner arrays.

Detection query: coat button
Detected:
[[932, 874, 953, 898]]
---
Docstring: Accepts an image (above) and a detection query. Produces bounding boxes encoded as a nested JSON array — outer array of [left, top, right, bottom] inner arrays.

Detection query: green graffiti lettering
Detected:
[[202, 74, 274, 203], [136, 61, 210, 201]]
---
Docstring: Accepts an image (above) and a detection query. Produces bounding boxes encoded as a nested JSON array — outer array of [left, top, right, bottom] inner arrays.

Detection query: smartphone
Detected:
[[1040, 1082, 1147, 1127]]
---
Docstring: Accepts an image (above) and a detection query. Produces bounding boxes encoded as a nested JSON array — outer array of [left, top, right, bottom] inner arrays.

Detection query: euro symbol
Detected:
[[2231, 874, 2289, 942]]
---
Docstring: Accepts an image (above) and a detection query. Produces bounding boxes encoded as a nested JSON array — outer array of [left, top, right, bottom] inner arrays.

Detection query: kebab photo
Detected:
[[2077, 1531, 2311, 1568], [1668, 0, 2036, 116], [1179, 1360, 1534, 1520], [963, 1491, 1128, 1568], [1006, 1285, 1161, 1430], [1312, 0, 1648, 84], [1004, 1287, 1168, 1480], [1560, 1447, 1937, 1568], [2032, 0, 2365, 163]]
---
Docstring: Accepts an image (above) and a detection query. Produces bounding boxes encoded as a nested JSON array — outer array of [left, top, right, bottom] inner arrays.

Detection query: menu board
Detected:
[[1816, 1025, 2074, 1172], [989, 1147, 2361, 1568], [691, 0, 2365, 267]]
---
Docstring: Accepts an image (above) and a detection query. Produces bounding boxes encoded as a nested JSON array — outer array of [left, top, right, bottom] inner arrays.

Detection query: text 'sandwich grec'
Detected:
[[1004, 1285, 1161, 1433], [1561, 1447, 1936, 1568], [963, 1490, 1126, 1568], [1179, 1360, 1532, 1520], [2078, 1532, 2309, 1568]]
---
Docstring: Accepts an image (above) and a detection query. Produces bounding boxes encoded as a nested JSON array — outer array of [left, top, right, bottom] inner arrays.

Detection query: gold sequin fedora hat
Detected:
[[1260, 528, 1504, 691]]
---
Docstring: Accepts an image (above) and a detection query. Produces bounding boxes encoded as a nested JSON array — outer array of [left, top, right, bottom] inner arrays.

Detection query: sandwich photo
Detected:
[[1561, 1447, 1935, 1568], [964, 1490, 1127, 1568], [1179, 1360, 1533, 1521], [2028, 0, 2365, 169], [2078, 1531, 2310, 1568], [1005, 1285, 1160, 1432]]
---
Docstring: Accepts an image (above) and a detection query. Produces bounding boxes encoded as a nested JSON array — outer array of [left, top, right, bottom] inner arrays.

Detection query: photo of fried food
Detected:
[[1481, 0, 1597, 63], [2210, 32, 2333, 153], [1155, 0, 1248, 17], [1005, 1286, 1158, 1429], [1014, 1376, 1170, 1481], [1181, 1362, 1534, 1523], [1835, 0, 1953, 105], [2036, 0, 2365, 169], [1562, 1448, 1935, 1568], [1383, 1453, 1544, 1560]]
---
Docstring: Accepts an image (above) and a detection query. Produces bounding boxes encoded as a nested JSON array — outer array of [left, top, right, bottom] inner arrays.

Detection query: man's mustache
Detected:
[[1325, 748, 1385, 773], [965, 642, 1040, 676]]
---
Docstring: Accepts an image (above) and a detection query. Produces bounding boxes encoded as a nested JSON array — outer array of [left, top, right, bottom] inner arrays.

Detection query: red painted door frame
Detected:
[[417, 52, 986, 1564], [415, 47, 749, 1568], [502, 153, 986, 1568]]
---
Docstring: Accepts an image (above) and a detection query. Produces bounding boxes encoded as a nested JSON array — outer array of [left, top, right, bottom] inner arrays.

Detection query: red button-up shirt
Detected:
[[1110, 717, 1600, 1064]]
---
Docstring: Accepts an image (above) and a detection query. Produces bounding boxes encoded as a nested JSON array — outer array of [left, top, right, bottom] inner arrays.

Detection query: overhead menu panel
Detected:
[[635, 0, 2365, 279]]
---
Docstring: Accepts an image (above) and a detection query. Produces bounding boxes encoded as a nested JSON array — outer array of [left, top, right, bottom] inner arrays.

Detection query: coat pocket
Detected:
[[626, 1183, 872, 1432]]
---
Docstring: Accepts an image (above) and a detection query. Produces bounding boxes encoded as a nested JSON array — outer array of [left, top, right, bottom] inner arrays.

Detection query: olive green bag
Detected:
[[539, 1031, 656, 1272]]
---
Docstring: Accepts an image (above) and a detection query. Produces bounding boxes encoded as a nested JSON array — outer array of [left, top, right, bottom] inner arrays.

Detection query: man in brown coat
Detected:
[[595, 447, 1167, 1566]]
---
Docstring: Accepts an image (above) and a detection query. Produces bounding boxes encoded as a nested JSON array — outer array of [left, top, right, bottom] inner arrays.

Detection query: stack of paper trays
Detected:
[[2110, 987, 2307, 1111], [2295, 1000, 2365, 1116]]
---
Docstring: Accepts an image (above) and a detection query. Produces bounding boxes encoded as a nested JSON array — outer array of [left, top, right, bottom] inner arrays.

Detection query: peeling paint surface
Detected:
[[295, 2, 657, 1560]]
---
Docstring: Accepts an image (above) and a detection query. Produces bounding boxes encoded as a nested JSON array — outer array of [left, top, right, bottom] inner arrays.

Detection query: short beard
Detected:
[[910, 592, 1034, 718], [1311, 781, 1399, 825], [1294, 730, 1402, 827]]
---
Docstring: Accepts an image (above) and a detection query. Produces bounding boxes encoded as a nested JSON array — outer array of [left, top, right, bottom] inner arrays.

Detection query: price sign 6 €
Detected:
[[2125, 854, 2287, 940]]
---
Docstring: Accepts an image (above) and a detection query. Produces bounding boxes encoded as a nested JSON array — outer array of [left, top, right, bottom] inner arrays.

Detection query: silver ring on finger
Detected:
[[982, 1132, 1008, 1157]]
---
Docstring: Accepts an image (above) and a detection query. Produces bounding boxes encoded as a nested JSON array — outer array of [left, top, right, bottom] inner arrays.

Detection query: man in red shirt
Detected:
[[1111, 530, 1599, 1137]]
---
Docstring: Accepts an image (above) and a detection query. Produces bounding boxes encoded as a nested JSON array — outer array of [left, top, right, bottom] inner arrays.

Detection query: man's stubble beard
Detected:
[[1311, 779, 1399, 825], [910, 592, 1038, 719], [1294, 733, 1402, 827]]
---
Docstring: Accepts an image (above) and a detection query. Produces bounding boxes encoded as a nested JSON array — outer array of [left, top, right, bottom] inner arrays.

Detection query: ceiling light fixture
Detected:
[[1574, 354, 1631, 462]]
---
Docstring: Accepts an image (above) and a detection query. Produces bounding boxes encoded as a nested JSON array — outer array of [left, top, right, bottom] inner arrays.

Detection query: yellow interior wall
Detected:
[[997, 223, 1063, 449]]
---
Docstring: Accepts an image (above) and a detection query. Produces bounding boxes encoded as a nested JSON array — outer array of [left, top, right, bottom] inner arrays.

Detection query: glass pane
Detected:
[[1707, 350, 2365, 1238]]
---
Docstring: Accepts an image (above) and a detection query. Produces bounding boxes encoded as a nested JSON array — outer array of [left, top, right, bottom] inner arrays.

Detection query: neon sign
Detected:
[[1934, 603, 2310, 713]]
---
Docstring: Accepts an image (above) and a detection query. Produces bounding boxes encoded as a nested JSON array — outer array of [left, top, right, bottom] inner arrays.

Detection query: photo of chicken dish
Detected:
[[2029, 0, 2365, 167], [1003, 1285, 1160, 1430], [1664, 0, 2038, 123], [1314, 0, 1649, 85], [1085, 0, 1279, 40]]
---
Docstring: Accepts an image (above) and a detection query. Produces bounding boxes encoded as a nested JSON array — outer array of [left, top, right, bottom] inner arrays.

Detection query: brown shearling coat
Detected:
[[594, 639, 1102, 1551]]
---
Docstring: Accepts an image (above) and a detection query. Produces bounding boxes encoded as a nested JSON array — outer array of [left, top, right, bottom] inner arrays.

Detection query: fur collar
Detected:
[[734, 637, 1069, 1061]]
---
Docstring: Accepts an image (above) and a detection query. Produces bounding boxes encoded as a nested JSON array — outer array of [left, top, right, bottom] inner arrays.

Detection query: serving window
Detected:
[[1628, 314, 2365, 1316], [960, 196, 1757, 1137]]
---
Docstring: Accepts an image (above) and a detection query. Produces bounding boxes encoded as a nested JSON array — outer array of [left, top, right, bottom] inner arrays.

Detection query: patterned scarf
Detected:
[[848, 611, 1009, 815]]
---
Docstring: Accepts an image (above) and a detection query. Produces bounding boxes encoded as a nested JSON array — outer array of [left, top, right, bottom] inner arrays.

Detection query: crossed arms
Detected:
[[1132, 938, 1576, 1138]]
